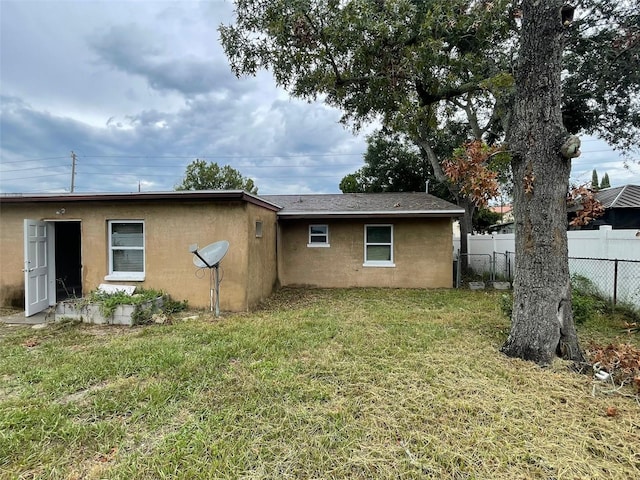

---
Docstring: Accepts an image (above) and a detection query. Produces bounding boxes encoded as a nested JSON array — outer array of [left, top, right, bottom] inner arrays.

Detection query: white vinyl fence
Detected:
[[454, 227, 640, 309]]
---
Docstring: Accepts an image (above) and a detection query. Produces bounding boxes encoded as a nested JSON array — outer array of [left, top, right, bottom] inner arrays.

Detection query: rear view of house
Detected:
[[0, 191, 279, 315], [0, 190, 463, 316], [265, 193, 463, 289]]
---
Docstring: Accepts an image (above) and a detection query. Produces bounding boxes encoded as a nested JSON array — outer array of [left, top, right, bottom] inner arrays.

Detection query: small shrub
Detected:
[[572, 292, 599, 324], [570, 274, 608, 324], [500, 293, 513, 318], [571, 274, 601, 297], [87, 287, 164, 319], [497, 279, 608, 325], [162, 295, 189, 315]]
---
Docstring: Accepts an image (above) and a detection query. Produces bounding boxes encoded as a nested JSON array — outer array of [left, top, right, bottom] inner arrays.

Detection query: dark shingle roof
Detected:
[[261, 192, 464, 219], [596, 185, 640, 209]]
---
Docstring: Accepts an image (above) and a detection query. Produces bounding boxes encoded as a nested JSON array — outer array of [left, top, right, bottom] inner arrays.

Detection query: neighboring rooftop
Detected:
[[262, 192, 464, 219], [489, 204, 512, 214], [595, 185, 640, 209]]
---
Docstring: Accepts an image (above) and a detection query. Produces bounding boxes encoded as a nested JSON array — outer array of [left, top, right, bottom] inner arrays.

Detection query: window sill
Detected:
[[363, 262, 395, 268], [104, 273, 145, 282], [307, 243, 330, 248]]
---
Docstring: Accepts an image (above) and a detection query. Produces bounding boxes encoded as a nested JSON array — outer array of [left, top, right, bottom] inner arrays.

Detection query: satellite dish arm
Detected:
[[193, 250, 213, 269]]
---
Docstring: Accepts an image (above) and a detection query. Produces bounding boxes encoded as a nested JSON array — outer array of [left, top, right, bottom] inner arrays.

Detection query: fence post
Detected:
[[613, 259, 618, 309], [492, 252, 496, 281]]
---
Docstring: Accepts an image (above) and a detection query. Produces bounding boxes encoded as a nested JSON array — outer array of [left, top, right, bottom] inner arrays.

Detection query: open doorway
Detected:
[[54, 221, 82, 300]]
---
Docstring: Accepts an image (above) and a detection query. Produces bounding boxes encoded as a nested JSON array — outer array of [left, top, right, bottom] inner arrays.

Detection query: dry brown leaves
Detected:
[[587, 342, 640, 392], [442, 140, 501, 207], [568, 185, 606, 227]]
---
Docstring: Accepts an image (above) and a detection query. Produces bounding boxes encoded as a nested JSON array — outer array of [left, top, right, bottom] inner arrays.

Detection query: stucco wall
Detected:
[[278, 218, 454, 288], [0, 200, 274, 312], [245, 204, 278, 309]]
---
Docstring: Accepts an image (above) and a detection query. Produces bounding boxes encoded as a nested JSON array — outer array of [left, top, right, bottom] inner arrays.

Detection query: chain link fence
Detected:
[[568, 257, 640, 310], [455, 251, 640, 311], [454, 253, 512, 288]]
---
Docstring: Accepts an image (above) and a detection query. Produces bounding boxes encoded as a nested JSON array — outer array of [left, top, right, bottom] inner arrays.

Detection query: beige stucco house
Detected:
[[0, 190, 463, 316]]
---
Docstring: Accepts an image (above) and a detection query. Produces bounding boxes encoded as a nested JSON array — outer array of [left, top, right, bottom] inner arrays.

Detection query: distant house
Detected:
[[487, 221, 515, 234], [569, 184, 640, 230], [489, 204, 514, 223], [0, 191, 463, 316]]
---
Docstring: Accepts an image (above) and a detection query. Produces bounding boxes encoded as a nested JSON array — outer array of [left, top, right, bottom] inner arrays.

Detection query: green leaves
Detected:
[[339, 130, 436, 193], [220, 0, 515, 134], [175, 159, 258, 193], [562, 0, 640, 149]]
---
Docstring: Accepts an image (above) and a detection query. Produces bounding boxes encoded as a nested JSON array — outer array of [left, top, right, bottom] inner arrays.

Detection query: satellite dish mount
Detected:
[[189, 240, 229, 316]]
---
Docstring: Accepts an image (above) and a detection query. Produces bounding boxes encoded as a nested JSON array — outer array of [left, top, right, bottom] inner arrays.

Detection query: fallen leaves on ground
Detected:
[[587, 342, 640, 392]]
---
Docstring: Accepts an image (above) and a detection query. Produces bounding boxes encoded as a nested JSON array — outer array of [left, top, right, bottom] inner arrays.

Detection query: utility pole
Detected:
[[70, 151, 77, 193]]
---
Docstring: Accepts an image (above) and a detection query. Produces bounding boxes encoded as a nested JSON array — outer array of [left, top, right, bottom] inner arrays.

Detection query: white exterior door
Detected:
[[24, 219, 50, 316]]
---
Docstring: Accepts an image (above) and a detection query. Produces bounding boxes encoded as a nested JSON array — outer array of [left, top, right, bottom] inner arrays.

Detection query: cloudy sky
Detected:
[[1, 0, 638, 195]]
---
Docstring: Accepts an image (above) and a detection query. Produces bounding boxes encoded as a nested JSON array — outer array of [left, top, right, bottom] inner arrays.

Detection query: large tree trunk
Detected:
[[416, 138, 474, 267], [501, 0, 585, 366], [457, 196, 475, 272]]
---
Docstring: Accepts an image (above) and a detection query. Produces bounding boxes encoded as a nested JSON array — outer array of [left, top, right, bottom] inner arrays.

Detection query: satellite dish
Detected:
[[189, 240, 230, 317], [192, 240, 229, 268]]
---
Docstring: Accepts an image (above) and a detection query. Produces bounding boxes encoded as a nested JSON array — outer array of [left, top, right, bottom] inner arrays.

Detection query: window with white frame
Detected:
[[106, 220, 145, 280], [364, 224, 394, 266], [308, 224, 329, 247]]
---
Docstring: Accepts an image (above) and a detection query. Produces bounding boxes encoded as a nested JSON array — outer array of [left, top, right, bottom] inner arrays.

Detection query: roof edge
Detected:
[[276, 209, 465, 219], [0, 190, 281, 211], [609, 184, 628, 208]]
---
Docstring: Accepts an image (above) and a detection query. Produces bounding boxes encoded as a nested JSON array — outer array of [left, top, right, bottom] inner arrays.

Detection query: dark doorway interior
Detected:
[[55, 222, 82, 300]]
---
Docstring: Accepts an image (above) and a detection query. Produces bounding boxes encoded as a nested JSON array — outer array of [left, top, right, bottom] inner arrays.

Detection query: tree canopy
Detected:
[[220, 0, 638, 151], [338, 130, 450, 197], [175, 159, 258, 193], [220, 0, 639, 256], [562, 0, 640, 150]]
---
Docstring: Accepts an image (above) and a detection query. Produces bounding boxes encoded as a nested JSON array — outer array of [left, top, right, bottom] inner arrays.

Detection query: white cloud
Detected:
[[0, 0, 637, 196], [570, 136, 639, 188]]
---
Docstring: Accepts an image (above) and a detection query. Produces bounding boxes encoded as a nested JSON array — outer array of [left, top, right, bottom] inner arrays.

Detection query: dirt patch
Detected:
[[0, 306, 22, 317]]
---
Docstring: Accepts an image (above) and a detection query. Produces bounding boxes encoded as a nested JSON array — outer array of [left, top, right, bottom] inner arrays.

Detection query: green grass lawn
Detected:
[[1, 288, 638, 479]]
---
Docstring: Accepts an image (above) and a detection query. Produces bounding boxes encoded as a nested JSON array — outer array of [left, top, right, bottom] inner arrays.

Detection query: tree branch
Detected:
[[302, 13, 344, 85], [413, 138, 449, 185], [416, 80, 484, 106], [459, 94, 484, 140]]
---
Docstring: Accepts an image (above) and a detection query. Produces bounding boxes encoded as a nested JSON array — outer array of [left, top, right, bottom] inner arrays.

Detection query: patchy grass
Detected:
[[1, 288, 638, 479]]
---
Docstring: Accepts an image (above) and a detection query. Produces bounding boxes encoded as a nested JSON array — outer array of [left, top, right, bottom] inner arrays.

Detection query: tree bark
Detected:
[[501, 0, 585, 366]]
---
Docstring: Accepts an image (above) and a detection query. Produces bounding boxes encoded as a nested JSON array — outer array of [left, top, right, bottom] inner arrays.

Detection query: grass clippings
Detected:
[[0, 288, 638, 479]]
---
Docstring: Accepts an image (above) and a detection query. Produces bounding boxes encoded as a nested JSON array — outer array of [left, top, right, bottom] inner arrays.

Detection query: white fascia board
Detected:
[[277, 209, 465, 217]]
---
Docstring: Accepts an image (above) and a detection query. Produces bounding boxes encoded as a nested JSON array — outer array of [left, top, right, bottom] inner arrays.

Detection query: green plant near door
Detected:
[[60, 287, 183, 325]]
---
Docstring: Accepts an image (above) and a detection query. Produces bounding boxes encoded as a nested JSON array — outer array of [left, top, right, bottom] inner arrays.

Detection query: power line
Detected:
[[70, 162, 363, 169], [0, 156, 68, 165], [77, 153, 365, 159], [0, 173, 71, 180], [71, 171, 346, 179], [0, 165, 70, 173]]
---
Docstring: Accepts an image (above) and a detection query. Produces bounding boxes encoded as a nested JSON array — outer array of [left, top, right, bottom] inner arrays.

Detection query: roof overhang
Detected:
[[276, 209, 465, 220], [0, 190, 281, 211]]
